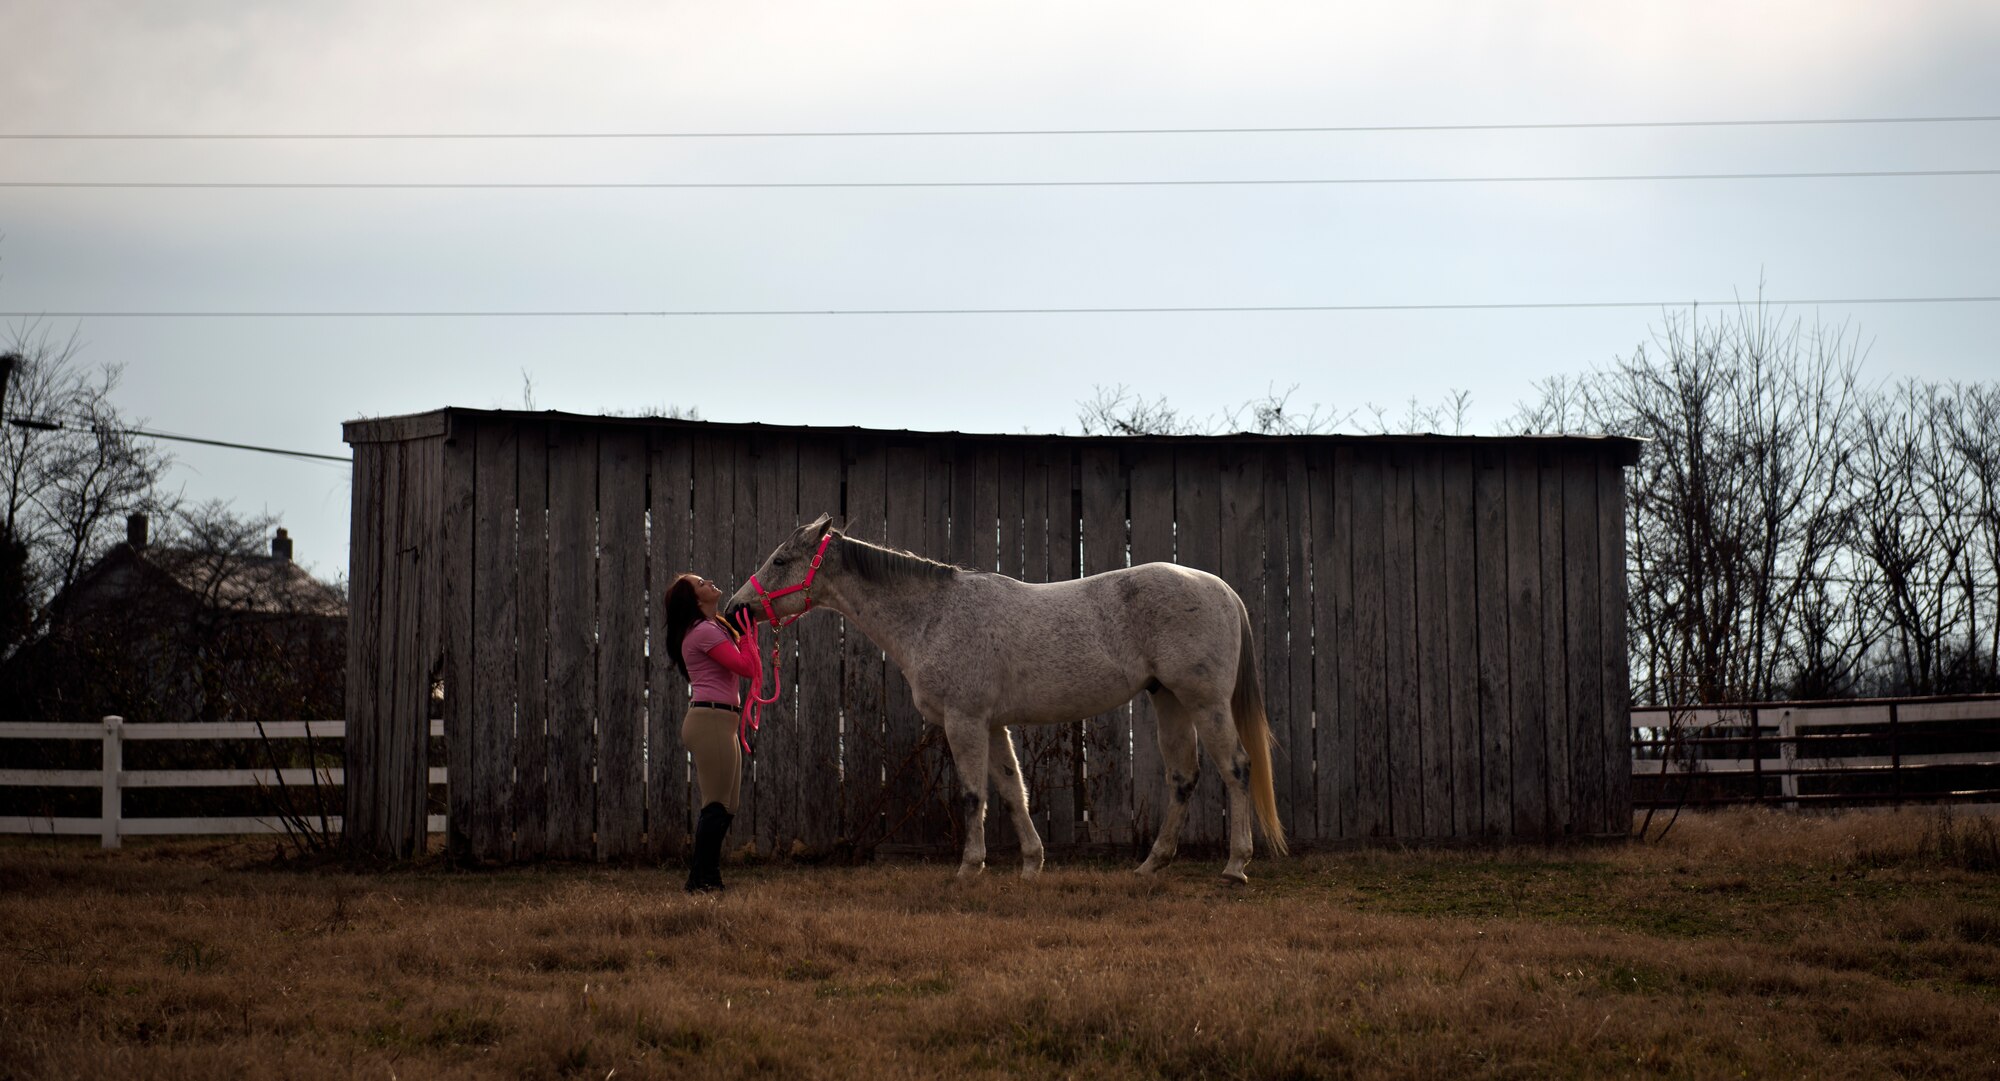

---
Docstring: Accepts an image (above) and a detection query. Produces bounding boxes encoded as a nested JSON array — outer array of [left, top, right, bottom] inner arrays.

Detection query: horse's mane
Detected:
[[836, 534, 961, 585]]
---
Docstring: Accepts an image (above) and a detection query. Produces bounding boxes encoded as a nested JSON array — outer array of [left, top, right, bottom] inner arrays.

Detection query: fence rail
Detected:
[[1630, 694, 2000, 808], [0, 716, 445, 847]]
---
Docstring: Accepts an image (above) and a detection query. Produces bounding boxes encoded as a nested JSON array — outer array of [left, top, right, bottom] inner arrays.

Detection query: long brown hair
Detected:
[[664, 574, 706, 682]]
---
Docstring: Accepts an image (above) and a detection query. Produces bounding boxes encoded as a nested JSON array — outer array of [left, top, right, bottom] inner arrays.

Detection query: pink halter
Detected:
[[736, 532, 833, 753], [746, 532, 834, 629]]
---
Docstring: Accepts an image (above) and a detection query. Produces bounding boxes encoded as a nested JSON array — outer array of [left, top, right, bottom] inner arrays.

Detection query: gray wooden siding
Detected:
[[346, 412, 1636, 860]]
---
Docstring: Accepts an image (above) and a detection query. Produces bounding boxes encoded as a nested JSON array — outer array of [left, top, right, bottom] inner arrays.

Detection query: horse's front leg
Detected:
[[987, 726, 1044, 879], [939, 716, 992, 878]]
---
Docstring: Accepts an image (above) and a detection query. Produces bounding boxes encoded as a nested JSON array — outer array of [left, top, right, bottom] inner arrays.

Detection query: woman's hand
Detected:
[[732, 608, 760, 643]]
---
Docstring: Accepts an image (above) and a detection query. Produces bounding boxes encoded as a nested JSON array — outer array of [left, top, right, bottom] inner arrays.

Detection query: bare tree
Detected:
[[0, 322, 173, 648], [1080, 382, 1363, 436], [1942, 383, 2000, 686], [1512, 299, 1869, 703], [1853, 382, 1989, 694]]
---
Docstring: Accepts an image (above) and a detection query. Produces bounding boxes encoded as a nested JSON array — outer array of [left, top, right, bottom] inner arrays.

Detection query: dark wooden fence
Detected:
[[344, 409, 1640, 861]]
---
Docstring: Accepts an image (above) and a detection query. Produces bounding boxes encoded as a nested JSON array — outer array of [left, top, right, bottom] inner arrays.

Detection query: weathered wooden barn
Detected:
[[342, 408, 1640, 861]]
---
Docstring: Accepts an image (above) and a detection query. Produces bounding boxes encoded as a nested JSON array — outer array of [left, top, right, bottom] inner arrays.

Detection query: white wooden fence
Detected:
[[1631, 695, 2000, 808], [0, 716, 445, 848]]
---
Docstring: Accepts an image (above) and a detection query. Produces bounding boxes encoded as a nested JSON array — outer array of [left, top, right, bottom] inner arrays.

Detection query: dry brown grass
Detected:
[[4, 808, 2000, 1080]]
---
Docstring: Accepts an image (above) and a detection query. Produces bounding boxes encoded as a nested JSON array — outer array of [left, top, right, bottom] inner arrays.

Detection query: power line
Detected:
[[3, 168, 1996, 190], [3, 297, 1997, 319], [1, 413, 350, 464], [4, 114, 1998, 140]]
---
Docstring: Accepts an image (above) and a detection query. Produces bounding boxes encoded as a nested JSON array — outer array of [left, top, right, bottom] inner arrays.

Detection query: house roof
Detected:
[[62, 544, 347, 620]]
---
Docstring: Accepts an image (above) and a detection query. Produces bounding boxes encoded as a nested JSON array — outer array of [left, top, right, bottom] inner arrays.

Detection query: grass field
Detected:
[[4, 808, 1999, 1080]]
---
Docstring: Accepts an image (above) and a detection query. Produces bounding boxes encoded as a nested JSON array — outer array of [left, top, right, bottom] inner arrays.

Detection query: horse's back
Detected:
[[911, 563, 1243, 724]]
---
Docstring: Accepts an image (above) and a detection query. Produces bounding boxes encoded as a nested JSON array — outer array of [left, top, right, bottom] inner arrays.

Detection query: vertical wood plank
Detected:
[[383, 441, 417, 857], [1079, 444, 1129, 847], [441, 424, 475, 861], [992, 444, 1036, 850], [1442, 449, 1483, 840], [471, 420, 520, 861], [595, 431, 648, 859], [1474, 446, 1512, 839], [794, 439, 845, 852], [974, 445, 1000, 574], [1260, 447, 1302, 846], [1564, 451, 1604, 838], [415, 437, 446, 852], [545, 423, 599, 859], [751, 436, 802, 854], [1382, 449, 1422, 839], [948, 443, 978, 571], [513, 425, 551, 859], [883, 441, 930, 847], [730, 439, 760, 846], [1600, 458, 1633, 836], [1539, 449, 1569, 837], [1413, 448, 1453, 840], [1126, 447, 1174, 846], [916, 441, 957, 851], [369, 442, 402, 856], [1172, 446, 1225, 848], [645, 427, 692, 859], [1218, 445, 1268, 846], [841, 435, 888, 853], [1310, 446, 1346, 841], [1347, 449, 1390, 839], [1506, 447, 1548, 840], [343, 444, 384, 854], [1042, 445, 1080, 849]]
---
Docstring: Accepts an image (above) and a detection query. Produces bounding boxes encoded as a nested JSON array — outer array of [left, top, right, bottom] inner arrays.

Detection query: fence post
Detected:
[[1889, 701, 1902, 804], [101, 716, 123, 850], [1779, 708, 1798, 810], [1748, 709, 1762, 806]]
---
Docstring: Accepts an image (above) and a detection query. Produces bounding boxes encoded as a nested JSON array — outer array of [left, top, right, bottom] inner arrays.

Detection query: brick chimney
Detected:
[[127, 513, 149, 550], [271, 527, 293, 561]]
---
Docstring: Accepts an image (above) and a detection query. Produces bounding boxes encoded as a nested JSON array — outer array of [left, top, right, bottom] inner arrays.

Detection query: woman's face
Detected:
[[690, 575, 723, 608]]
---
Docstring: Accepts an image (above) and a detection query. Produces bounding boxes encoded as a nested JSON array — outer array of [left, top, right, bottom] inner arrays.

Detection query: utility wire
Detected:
[[4, 168, 1996, 190], [1, 413, 350, 464], [4, 114, 1998, 139], [4, 297, 1997, 319]]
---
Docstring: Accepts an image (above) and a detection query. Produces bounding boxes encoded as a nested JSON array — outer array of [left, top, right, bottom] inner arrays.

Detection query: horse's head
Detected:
[[725, 513, 838, 626]]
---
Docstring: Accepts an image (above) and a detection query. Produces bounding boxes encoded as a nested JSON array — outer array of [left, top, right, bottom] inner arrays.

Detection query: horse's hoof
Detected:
[[955, 861, 986, 879], [1220, 869, 1250, 885], [1134, 859, 1160, 876]]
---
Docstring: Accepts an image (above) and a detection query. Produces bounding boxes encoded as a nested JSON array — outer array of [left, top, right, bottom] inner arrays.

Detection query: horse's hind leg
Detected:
[[1137, 690, 1200, 875], [987, 727, 1045, 879], [938, 715, 992, 878], [1194, 705, 1256, 884]]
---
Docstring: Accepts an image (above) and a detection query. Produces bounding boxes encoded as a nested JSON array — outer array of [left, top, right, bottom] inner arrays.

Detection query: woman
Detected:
[[664, 572, 762, 892]]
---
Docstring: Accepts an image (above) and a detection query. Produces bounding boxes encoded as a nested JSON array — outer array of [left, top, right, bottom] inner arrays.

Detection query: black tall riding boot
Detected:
[[686, 802, 733, 893], [705, 804, 735, 890]]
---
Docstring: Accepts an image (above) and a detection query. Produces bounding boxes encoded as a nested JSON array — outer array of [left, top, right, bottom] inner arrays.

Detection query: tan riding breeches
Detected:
[[681, 706, 742, 813]]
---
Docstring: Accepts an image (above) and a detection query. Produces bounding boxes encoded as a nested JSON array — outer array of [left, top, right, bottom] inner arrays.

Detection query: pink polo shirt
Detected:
[[683, 620, 752, 705]]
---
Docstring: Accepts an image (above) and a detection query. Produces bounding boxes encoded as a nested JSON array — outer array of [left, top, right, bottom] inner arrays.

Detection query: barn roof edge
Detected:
[[343, 407, 1646, 464]]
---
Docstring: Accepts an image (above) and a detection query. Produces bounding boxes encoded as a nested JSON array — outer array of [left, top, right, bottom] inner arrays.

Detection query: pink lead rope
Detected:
[[737, 533, 834, 755]]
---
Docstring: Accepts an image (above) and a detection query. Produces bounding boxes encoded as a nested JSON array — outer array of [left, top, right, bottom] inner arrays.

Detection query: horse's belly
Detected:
[[988, 679, 1141, 727]]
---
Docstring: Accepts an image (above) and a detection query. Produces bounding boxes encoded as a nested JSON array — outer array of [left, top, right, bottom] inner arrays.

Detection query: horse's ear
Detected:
[[800, 512, 834, 540]]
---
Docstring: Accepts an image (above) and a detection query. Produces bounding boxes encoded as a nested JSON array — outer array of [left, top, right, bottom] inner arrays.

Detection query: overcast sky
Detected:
[[3, 1, 1996, 580]]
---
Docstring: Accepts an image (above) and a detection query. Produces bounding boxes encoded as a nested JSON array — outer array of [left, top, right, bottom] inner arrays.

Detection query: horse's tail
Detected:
[[1232, 602, 1289, 856]]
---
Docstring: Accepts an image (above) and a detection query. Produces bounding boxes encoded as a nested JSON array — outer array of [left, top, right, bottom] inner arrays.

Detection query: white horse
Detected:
[[726, 514, 1287, 882]]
